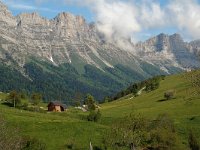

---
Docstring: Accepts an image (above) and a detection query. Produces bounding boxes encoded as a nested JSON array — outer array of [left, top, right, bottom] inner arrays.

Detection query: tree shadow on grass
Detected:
[[157, 99, 167, 102], [157, 98, 176, 102], [1, 102, 13, 107]]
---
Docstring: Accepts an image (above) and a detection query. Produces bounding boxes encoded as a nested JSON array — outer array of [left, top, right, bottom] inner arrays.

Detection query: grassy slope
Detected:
[[0, 104, 106, 150], [0, 71, 200, 149], [101, 71, 200, 148]]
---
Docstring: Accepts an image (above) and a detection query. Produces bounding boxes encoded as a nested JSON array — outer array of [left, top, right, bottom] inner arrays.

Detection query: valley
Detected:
[[1, 1, 200, 102], [0, 1, 200, 149], [0, 70, 200, 149]]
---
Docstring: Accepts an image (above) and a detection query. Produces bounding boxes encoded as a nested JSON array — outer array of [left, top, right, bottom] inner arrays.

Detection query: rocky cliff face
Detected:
[[135, 33, 200, 73], [0, 1, 200, 101], [0, 1, 145, 74], [1, 1, 200, 73], [189, 40, 200, 58]]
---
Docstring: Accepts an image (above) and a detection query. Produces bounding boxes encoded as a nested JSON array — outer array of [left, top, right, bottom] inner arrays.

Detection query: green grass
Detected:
[[0, 92, 7, 100], [0, 71, 200, 149], [101, 71, 200, 148], [0, 104, 106, 150]]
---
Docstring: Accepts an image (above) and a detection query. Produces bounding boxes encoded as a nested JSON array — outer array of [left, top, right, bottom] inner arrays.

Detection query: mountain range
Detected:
[[0, 1, 200, 103]]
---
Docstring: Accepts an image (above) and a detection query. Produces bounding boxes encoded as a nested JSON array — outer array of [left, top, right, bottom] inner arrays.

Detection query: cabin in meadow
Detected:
[[47, 101, 67, 112]]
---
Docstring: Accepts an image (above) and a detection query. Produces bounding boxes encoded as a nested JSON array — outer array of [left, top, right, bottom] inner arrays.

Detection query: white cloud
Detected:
[[63, 0, 166, 43], [4, 0, 200, 44], [95, 1, 141, 41], [138, 1, 167, 29], [167, 0, 200, 39], [2, 0, 58, 13], [63, 0, 200, 42], [9, 3, 36, 10], [63, 0, 142, 47]]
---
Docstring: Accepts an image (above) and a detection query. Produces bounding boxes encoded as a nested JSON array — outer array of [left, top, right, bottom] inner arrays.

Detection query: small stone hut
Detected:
[[47, 101, 67, 112]]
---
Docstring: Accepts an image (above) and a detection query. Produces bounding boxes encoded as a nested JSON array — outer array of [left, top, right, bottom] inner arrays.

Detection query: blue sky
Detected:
[[2, 0, 171, 22], [2, 0, 94, 21], [2, 0, 200, 42]]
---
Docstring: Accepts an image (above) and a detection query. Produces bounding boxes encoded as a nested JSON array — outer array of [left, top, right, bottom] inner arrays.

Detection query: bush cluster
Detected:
[[188, 130, 200, 150], [110, 75, 165, 101], [84, 94, 102, 122], [164, 90, 175, 100], [87, 110, 101, 122], [4, 90, 45, 113], [104, 114, 177, 150]]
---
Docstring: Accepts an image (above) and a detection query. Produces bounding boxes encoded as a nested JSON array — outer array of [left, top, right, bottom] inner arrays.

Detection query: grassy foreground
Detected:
[[0, 70, 200, 149]]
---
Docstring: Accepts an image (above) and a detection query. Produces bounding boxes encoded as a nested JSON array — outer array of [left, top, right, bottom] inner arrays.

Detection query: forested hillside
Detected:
[[0, 70, 199, 150], [0, 60, 166, 103]]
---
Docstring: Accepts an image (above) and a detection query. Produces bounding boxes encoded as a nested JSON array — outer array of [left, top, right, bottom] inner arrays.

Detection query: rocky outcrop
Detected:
[[0, 1, 16, 26], [135, 33, 200, 72], [0, 1, 200, 75], [189, 40, 200, 58], [0, 1, 144, 75]]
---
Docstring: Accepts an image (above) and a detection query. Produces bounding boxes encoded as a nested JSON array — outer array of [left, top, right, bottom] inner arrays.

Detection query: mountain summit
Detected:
[[0, 1, 200, 102]]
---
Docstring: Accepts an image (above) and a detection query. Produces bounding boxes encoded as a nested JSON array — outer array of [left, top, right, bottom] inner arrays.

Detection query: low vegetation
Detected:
[[164, 90, 175, 100], [188, 130, 200, 150], [0, 70, 199, 149], [104, 114, 177, 150], [0, 115, 47, 150], [0, 116, 22, 150], [87, 110, 101, 122], [111, 75, 165, 101], [84, 94, 102, 122], [2, 91, 45, 113], [6, 90, 22, 107]]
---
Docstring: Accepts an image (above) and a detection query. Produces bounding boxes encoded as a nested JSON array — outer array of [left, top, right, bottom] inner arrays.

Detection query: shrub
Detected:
[[164, 90, 175, 100], [149, 114, 177, 149], [95, 109, 101, 122], [104, 113, 177, 150], [85, 94, 96, 111], [31, 93, 42, 106], [21, 105, 46, 113], [21, 102, 29, 110], [22, 137, 46, 150], [104, 114, 149, 149], [103, 96, 111, 103], [188, 130, 200, 150], [87, 109, 101, 122], [65, 138, 75, 149], [112, 75, 165, 101], [6, 90, 21, 107]]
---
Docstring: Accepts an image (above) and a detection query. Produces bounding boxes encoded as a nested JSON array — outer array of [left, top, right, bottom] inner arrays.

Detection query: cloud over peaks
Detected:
[[64, 0, 168, 43], [9, 0, 200, 46], [94, 1, 141, 42], [168, 0, 200, 39]]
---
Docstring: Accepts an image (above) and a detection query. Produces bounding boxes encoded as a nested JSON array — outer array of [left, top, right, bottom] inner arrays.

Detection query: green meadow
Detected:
[[0, 70, 200, 149]]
